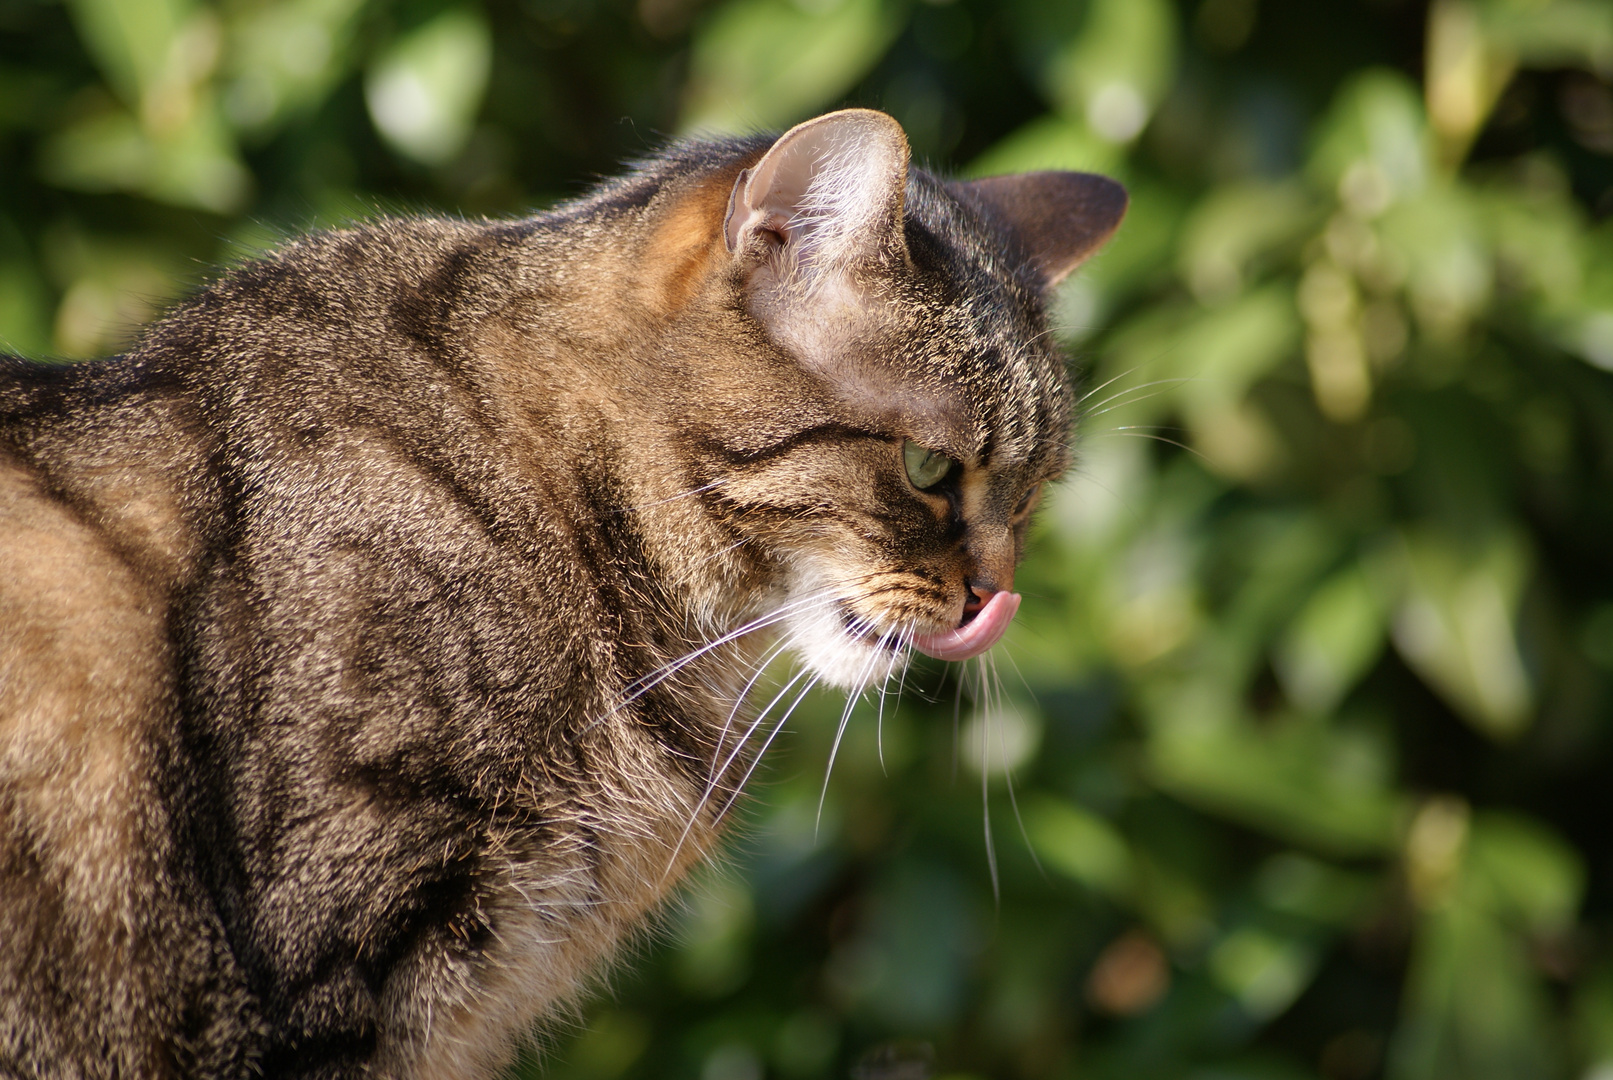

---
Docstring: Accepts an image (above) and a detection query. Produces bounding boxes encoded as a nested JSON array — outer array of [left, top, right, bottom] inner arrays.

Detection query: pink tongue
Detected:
[[912, 591, 1021, 662]]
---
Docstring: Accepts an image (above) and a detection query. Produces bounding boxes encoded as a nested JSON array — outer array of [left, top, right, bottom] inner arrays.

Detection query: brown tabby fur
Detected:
[[0, 110, 1124, 1078]]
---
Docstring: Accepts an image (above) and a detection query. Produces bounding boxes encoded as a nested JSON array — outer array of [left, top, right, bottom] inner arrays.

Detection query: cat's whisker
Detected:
[[874, 634, 895, 776], [998, 644, 1039, 702], [978, 655, 999, 905], [815, 622, 889, 836], [1075, 361, 1190, 408], [1075, 360, 1148, 407], [872, 621, 921, 774], [660, 661, 816, 884], [711, 671, 824, 825], [1024, 324, 1065, 349], [707, 630, 799, 779], [989, 650, 1045, 880], [900, 630, 919, 691], [1073, 339, 1196, 415], [587, 590, 839, 731], [872, 623, 907, 776], [673, 597, 918, 867], [0, 103, 1134, 1073], [705, 655, 812, 803], [1079, 377, 1198, 419], [950, 661, 968, 785], [1090, 428, 1210, 463]]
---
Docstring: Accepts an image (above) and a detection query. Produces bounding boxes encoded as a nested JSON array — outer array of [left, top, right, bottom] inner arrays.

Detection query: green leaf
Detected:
[[1144, 691, 1404, 856], [1274, 563, 1386, 715], [365, 8, 492, 166], [1025, 795, 1134, 897], [65, 0, 193, 104], [1390, 811, 1579, 1080], [1177, 181, 1316, 304], [1479, 0, 1613, 73], [1255, 852, 1381, 926], [223, 0, 368, 136], [1310, 69, 1433, 214], [1209, 925, 1321, 1022], [38, 100, 251, 213], [1391, 893, 1561, 1080], [1043, 0, 1177, 143], [965, 113, 1122, 178], [1390, 529, 1534, 740], [1468, 812, 1584, 935], [679, 0, 903, 135]]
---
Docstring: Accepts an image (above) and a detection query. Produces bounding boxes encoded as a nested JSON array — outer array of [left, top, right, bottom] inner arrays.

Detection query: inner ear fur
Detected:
[[724, 109, 910, 276], [952, 171, 1128, 288]]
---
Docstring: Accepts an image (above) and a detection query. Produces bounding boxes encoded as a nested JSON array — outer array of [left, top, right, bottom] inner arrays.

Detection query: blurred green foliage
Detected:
[[7, 0, 1613, 1077]]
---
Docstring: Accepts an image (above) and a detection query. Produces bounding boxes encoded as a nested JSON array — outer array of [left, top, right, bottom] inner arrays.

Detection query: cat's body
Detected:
[[0, 111, 1123, 1078]]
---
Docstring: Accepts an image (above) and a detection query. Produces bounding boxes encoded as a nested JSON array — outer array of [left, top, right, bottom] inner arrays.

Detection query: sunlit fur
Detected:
[[0, 110, 1120, 1078]]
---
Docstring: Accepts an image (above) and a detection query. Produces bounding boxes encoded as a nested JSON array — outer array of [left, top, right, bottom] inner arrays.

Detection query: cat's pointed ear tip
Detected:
[[1009, 170, 1130, 231], [1069, 170, 1129, 250], [781, 108, 909, 156], [953, 169, 1130, 288], [792, 106, 902, 131], [1075, 171, 1129, 217], [1083, 172, 1129, 231], [724, 109, 911, 262]]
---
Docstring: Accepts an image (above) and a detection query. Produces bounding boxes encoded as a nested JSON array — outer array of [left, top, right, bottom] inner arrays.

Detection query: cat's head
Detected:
[[647, 110, 1124, 689]]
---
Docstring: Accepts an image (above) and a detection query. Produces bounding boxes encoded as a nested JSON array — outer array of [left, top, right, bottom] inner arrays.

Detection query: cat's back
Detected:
[[0, 343, 242, 1072], [0, 213, 580, 1075], [0, 195, 730, 1075], [0, 208, 607, 822], [0, 359, 180, 847], [0, 352, 206, 817]]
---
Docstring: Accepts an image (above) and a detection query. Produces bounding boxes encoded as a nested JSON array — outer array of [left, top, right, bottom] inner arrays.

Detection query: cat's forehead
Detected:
[[836, 173, 1073, 474]]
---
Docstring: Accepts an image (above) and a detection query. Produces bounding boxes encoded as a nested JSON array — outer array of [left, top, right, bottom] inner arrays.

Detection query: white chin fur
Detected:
[[781, 594, 909, 691]]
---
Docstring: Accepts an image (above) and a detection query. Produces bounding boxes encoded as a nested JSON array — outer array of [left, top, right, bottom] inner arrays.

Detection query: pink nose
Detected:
[[912, 590, 1021, 661], [961, 581, 1005, 621]]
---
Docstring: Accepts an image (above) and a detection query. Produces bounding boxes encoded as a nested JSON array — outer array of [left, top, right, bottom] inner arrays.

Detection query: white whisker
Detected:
[[585, 590, 838, 733], [1079, 376, 1196, 417], [1076, 361, 1148, 407], [875, 655, 891, 776], [713, 672, 824, 823], [816, 622, 891, 835], [979, 654, 998, 905], [950, 662, 967, 785], [708, 631, 798, 779], [989, 650, 1044, 880], [659, 661, 816, 883], [1090, 428, 1210, 462], [892, 620, 916, 710], [873, 622, 918, 774]]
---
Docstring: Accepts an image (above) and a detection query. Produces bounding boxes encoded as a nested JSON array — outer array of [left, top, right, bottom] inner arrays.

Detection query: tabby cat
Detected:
[[0, 108, 1124, 1078]]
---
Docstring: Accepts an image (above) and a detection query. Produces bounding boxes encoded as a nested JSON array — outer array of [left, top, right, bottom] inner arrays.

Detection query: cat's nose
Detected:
[[963, 526, 1015, 621], [962, 582, 1001, 622]]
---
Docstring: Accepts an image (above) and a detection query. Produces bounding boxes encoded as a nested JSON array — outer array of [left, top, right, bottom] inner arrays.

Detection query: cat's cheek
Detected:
[[779, 582, 909, 691]]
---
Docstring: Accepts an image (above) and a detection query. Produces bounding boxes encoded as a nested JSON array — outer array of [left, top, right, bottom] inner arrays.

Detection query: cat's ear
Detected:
[[952, 172, 1128, 288], [724, 109, 909, 276]]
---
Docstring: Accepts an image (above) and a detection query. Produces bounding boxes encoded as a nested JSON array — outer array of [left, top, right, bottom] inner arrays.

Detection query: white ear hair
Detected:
[[724, 109, 910, 277]]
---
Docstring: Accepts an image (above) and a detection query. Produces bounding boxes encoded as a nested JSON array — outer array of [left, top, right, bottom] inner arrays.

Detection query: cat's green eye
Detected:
[[903, 440, 953, 490]]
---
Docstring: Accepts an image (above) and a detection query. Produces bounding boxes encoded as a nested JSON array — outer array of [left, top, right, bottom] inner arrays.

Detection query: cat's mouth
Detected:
[[910, 591, 1021, 662], [839, 608, 907, 653], [836, 591, 1021, 662]]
